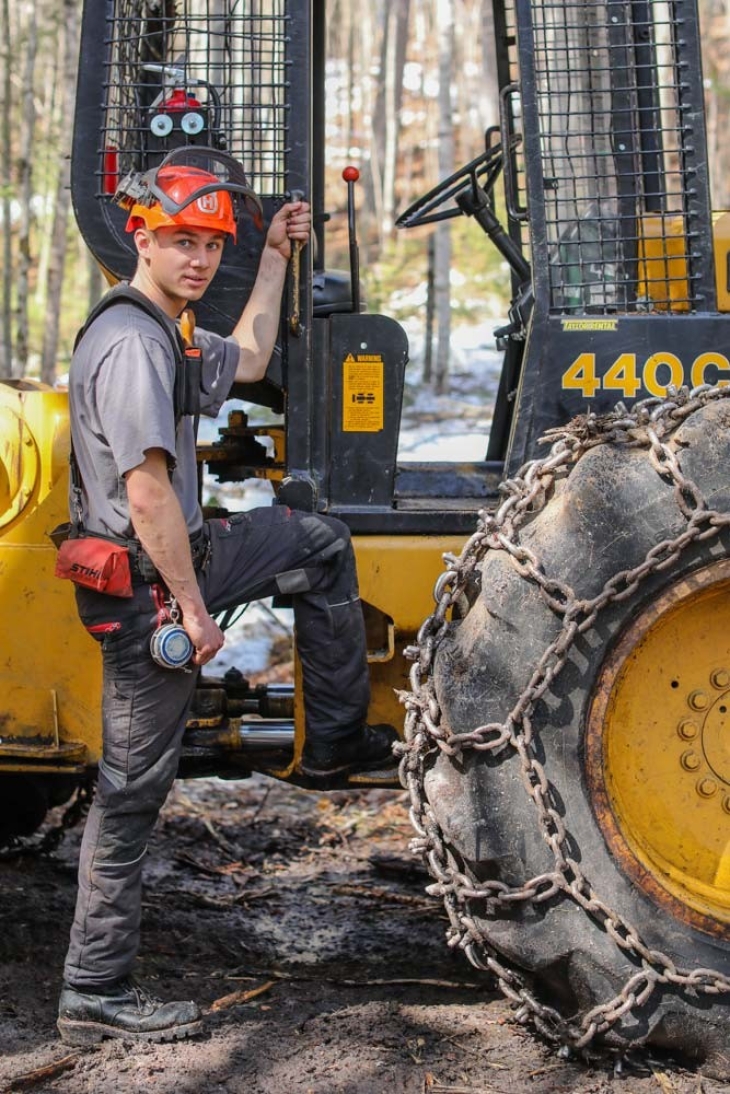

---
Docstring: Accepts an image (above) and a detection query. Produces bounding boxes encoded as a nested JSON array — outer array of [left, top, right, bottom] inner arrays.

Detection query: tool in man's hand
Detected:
[[289, 189, 305, 336]]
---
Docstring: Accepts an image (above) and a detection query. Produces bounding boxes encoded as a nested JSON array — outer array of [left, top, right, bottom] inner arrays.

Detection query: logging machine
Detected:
[[2, 0, 730, 1070]]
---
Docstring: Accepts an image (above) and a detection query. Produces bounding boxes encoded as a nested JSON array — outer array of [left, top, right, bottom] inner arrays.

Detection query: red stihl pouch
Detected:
[[54, 535, 133, 598]]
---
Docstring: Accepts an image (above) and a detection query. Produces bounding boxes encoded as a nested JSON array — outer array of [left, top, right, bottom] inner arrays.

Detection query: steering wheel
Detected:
[[396, 130, 510, 230]]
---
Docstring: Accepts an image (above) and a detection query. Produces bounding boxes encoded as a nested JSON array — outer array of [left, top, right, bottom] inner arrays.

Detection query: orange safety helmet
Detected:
[[120, 147, 264, 242], [126, 165, 238, 240]]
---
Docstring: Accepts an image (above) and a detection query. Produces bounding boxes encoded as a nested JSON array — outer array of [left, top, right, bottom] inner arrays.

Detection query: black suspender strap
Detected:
[[73, 282, 201, 423], [69, 284, 203, 534]]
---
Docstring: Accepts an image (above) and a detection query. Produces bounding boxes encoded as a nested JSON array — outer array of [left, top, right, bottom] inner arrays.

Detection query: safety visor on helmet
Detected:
[[131, 147, 263, 232]]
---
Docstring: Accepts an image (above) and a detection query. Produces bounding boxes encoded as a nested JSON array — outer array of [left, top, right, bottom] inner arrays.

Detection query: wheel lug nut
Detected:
[[688, 690, 709, 711], [680, 750, 701, 771], [677, 719, 698, 740]]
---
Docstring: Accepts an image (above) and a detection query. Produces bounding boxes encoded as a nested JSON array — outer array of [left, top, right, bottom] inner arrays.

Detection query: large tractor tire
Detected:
[[402, 388, 730, 1075]]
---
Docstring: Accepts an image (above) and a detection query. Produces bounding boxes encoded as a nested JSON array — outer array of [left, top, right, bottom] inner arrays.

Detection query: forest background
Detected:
[[1, 0, 730, 389]]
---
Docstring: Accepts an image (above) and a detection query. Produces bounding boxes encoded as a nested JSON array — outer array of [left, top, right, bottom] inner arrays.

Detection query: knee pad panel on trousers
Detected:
[[273, 514, 356, 599], [298, 513, 350, 560]]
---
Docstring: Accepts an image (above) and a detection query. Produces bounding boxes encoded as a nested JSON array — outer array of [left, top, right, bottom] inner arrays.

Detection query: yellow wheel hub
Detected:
[[586, 559, 730, 934]]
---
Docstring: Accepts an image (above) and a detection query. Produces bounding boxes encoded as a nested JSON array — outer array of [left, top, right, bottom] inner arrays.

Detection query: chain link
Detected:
[[400, 384, 730, 1052]]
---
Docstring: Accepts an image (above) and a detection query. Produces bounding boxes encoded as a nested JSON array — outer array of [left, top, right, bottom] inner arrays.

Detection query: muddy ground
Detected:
[[0, 772, 729, 1094]]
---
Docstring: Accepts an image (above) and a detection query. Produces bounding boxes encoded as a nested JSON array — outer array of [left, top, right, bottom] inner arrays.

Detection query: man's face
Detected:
[[135, 225, 228, 306]]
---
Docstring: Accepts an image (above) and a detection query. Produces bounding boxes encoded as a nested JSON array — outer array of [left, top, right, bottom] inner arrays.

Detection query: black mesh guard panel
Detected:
[[72, 0, 297, 343], [516, 0, 715, 315]]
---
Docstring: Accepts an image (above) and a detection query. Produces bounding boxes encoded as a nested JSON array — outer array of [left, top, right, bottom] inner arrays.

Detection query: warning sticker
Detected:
[[342, 354, 384, 432]]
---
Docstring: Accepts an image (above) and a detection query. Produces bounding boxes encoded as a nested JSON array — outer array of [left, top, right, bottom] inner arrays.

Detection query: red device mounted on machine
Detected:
[[103, 76, 213, 196], [148, 88, 207, 142]]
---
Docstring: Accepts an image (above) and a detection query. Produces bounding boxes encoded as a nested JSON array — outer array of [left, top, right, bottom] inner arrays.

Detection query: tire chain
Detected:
[[399, 383, 730, 1052], [0, 779, 93, 861]]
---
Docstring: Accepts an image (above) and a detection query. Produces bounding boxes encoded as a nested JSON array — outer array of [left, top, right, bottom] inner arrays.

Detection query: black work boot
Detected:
[[300, 723, 399, 784], [57, 979, 202, 1045]]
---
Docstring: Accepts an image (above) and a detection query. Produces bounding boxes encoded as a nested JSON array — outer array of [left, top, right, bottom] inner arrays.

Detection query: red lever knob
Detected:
[[342, 166, 360, 182]]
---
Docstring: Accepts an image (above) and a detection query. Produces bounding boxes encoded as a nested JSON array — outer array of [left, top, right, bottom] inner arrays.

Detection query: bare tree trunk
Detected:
[[719, 0, 730, 208], [424, 233, 435, 383], [15, 1, 38, 378], [434, 0, 454, 395], [0, 0, 13, 377], [359, 0, 379, 253], [371, 0, 411, 238], [702, 0, 730, 208], [41, 0, 78, 385], [346, 1, 355, 160], [480, 0, 500, 129], [33, 14, 62, 318], [87, 247, 103, 312]]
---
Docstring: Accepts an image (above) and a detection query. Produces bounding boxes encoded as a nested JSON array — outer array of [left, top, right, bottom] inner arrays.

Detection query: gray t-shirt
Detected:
[[69, 296, 239, 539]]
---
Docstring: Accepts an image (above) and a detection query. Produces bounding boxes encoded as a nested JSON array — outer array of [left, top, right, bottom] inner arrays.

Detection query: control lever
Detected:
[[342, 166, 361, 313]]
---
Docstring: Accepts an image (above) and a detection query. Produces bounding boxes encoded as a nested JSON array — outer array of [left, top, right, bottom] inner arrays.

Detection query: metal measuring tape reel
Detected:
[[150, 622, 194, 669], [150, 589, 194, 670]]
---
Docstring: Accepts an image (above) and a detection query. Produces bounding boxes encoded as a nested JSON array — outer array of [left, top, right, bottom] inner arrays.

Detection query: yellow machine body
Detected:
[[0, 377, 461, 784], [0, 381, 100, 772], [638, 211, 730, 312]]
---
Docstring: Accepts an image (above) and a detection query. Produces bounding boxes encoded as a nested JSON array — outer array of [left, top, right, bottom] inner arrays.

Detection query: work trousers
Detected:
[[63, 505, 369, 989]]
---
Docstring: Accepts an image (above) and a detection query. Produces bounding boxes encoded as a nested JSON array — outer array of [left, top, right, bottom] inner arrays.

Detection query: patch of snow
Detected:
[[208, 600, 291, 676]]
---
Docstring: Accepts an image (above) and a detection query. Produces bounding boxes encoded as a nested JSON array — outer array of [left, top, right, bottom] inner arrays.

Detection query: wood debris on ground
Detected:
[[5, 1054, 79, 1092], [423, 1074, 498, 1094], [438, 1034, 508, 1067], [330, 881, 436, 907], [207, 979, 276, 1013], [651, 1069, 676, 1092], [226, 966, 483, 990]]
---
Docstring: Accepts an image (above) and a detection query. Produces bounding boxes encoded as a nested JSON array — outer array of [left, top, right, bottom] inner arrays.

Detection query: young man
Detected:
[[57, 156, 397, 1046]]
